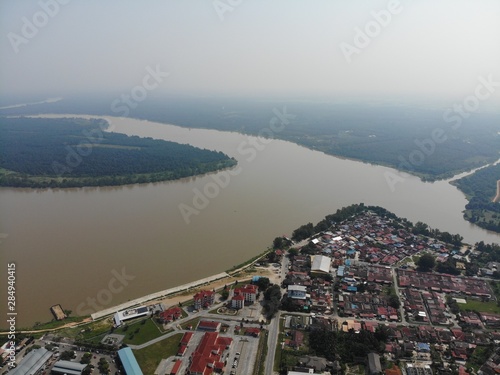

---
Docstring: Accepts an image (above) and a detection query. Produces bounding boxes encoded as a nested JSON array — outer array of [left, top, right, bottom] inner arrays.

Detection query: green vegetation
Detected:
[[411, 221, 463, 246], [263, 284, 282, 319], [4, 98, 499, 181], [17, 97, 500, 180], [180, 317, 201, 330], [226, 249, 271, 273], [309, 329, 385, 363], [24, 316, 86, 331], [453, 163, 500, 233], [255, 330, 268, 375], [273, 236, 292, 250], [113, 318, 164, 345], [467, 346, 494, 372], [474, 242, 500, 269], [417, 253, 436, 272], [56, 318, 113, 343], [458, 300, 500, 314], [0, 116, 236, 188], [134, 333, 183, 374]]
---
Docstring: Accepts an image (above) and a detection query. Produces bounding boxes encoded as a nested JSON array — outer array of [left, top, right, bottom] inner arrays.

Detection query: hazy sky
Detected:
[[1, 0, 500, 104]]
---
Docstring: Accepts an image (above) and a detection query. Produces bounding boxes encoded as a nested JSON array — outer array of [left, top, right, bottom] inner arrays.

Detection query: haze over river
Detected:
[[1, 115, 499, 327]]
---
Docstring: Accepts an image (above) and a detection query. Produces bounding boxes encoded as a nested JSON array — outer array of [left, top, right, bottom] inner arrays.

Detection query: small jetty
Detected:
[[50, 304, 67, 321]]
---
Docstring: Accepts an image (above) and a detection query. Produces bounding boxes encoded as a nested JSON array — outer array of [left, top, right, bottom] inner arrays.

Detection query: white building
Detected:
[[311, 255, 331, 275], [288, 285, 307, 300]]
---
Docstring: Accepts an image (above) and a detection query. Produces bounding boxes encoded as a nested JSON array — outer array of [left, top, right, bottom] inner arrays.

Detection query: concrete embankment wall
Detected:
[[91, 272, 229, 320]]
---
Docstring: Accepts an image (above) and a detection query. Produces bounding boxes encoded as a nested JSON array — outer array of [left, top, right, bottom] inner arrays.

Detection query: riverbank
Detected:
[[0, 249, 277, 333], [494, 180, 500, 203], [2, 115, 499, 329], [0, 116, 236, 189]]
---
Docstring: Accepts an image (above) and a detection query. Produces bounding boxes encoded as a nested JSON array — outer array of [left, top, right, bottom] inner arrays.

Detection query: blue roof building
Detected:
[[417, 342, 431, 352], [118, 347, 143, 375], [337, 266, 345, 277]]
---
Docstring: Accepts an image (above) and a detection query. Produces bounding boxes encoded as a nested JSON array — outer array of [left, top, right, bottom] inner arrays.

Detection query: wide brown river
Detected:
[[1, 116, 499, 328]]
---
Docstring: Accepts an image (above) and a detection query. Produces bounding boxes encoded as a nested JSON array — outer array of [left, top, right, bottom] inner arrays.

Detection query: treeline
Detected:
[[291, 203, 463, 246], [453, 163, 500, 233], [3, 96, 498, 181], [475, 241, 500, 267], [411, 221, 463, 246], [0, 117, 236, 188], [309, 328, 386, 363]]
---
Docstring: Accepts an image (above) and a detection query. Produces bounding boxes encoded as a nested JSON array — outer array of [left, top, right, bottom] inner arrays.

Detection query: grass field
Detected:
[[55, 318, 113, 343], [134, 333, 183, 374], [113, 318, 164, 345], [459, 300, 500, 314]]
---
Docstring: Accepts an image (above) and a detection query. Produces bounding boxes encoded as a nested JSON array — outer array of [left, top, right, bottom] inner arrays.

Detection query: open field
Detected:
[[134, 333, 183, 374], [459, 300, 500, 314], [113, 318, 165, 345]]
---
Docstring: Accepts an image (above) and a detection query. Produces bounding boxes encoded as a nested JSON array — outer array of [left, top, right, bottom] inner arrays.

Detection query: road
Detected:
[[392, 267, 407, 325], [264, 311, 281, 375], [263, 249, 291, 375]]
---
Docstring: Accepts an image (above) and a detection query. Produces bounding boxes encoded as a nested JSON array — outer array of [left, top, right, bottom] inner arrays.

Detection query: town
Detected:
[[1, 205, 499, 375]]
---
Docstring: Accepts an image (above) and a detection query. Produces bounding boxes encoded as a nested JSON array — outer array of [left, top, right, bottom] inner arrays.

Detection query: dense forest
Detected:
[[453, 163, 500, 233], [1, 95, 499, 181], [0, 117, 236, 188]]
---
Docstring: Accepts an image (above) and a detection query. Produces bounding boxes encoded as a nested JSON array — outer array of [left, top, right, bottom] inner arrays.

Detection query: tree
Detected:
[[389, 294, 400, 309], [256, 277, 270, 291], [263, 284, 282, 319], [60, 350, 75, 361], [417, 253, 435, 272]]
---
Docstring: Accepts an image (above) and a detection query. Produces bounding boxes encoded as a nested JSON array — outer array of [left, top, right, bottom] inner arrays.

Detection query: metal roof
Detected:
[[311, 255, 331, 273], [9, 348, 52, 375], [52, 360, 87, 375], [118, 347, 144, 375]]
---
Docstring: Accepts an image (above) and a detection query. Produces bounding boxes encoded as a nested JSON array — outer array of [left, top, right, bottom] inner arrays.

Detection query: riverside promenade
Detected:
[[91, 272, 229, 320]]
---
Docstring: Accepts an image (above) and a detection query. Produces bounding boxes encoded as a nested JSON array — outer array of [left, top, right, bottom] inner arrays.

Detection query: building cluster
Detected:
[[280, 210, 500, 375], [310, 212, 436, 266], [184, 331, 232, 375], [397, 269, 491, 297]]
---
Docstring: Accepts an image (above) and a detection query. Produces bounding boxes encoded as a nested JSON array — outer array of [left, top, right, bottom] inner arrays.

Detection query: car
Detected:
[[235, 352, 240, 356]]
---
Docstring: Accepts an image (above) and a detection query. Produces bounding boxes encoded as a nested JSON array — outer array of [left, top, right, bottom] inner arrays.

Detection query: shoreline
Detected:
[[0, 250, 276, 333], [493, 180, 500, 203], [90, 272, 229, 321], [7, 113, 493, 186]]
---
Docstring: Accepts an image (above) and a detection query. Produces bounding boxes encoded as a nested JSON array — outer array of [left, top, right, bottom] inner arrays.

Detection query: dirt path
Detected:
[[493, 179, 500, 203]]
